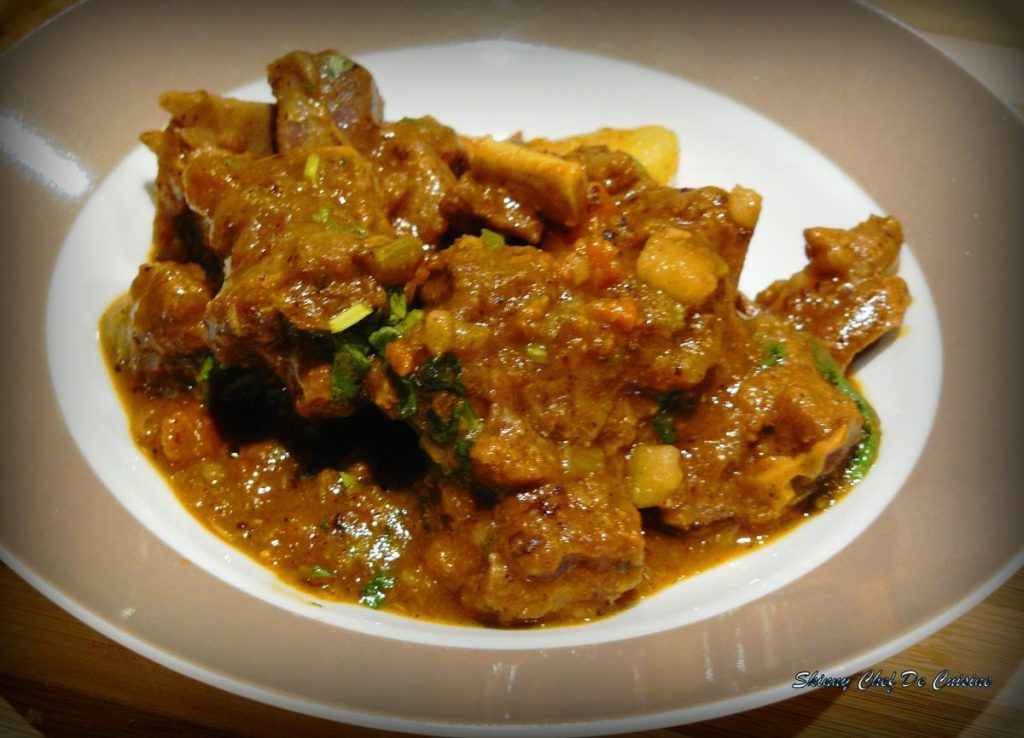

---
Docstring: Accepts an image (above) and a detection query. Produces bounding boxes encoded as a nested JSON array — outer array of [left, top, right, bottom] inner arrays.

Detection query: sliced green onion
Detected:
[[480, 228, 505, 250], [325, 53, 353, 79], [525, 343, 549, 364], [310, 564, 332, 579], [196, 354, 221, 404], [376, 234, 422, 271], [304, 151, 320, 181], [338, 470, 357, 491], [328, 302, 373, 334], [327, 222, 369, 238], [312, 206, 330, 224]]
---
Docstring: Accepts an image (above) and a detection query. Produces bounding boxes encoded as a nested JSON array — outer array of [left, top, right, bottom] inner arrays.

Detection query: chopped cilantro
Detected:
[[809, 340, 879, 483], [388, 289, 408, 322], [760, 340, 787, 368], [417, 353, 464, 395], [359, 570, 395, 609], [331, 338, 372, 401], [393, 373, 419, 419], [653, 391, 683, 444], [310, 564, 332, 579]]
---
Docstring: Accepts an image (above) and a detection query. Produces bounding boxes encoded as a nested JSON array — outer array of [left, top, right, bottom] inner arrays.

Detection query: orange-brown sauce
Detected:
[[104, 350, 836, 626], [100, 49, 906, 628]]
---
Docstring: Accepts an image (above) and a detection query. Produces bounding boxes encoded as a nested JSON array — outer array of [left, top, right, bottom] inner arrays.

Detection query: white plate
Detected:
[[47, 40, 942, 651]]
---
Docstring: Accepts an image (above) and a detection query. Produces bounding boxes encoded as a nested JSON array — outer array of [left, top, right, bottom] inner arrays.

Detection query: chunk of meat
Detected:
[[369, 117, 463, 244], [181, 147, 395, 416], [657, 317, 863, 530], [141, 91, 274, 268], [756, 215, 911, 368], [457, 478, 644, 624], [269, 50, 383, 153], [101, 262, 213, 385]]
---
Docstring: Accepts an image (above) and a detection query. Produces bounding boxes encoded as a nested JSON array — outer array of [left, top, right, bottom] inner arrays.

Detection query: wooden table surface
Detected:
[[1, 1, 1022, 736]]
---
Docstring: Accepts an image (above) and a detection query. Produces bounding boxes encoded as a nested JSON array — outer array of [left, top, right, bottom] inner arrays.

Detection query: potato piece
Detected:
[[629, 444, 684, 508], [462, 136, 587, 226], [529, 125, 679, 185], [636, 228, 727, 305]]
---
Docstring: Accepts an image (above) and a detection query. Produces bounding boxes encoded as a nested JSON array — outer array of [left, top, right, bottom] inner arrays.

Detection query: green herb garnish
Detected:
[[809, 340, 880, 483], [331, 338, 372, 401], [325, 53, 353, 79], [653, 391, 682, 444], [338, 470, 357, 491], [417, 353, 464, 395], [196, 354, 222, 404], [480, 228, 506, 251], [303, 151, 320, 181], [760, 340, 787, 368], [359, 570, 395, 609]]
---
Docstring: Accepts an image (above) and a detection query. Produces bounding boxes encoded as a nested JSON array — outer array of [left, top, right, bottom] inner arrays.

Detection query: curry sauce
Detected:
[[101, 50, 909, 627]]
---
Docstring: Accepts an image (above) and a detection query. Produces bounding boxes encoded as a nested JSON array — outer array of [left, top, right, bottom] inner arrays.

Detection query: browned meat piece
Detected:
[[181, 145, 392, 269], [129, 261, 213, 355], [181, 146, 396, 416], [101, 262, 214, 384], [442, 137, 588, 244], [656, 316, 863, 530], [420, 476, 642, 625], [756, 215, 911, 368], [101, 50, 916, 628], [140, 91, 274, 268], [369, 117, 463, 244], [460, 478, 644, 624], [269, 50, 383, 153]]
